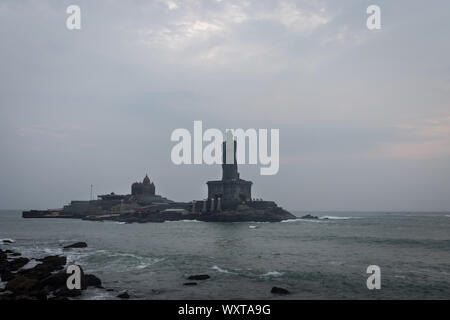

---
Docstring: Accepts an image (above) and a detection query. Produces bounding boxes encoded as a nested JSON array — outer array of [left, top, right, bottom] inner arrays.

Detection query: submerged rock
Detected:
[[271, 286, 290, 295], [117, 291, 130, 299], [187, 274, 210, 280], [183, 282, 198, 286], [63, 242, 88, 249]]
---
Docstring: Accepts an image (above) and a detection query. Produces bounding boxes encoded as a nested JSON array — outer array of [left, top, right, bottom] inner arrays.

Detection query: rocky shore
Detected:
[[1, 240, 292, 300], [0, 242, 120, 300]]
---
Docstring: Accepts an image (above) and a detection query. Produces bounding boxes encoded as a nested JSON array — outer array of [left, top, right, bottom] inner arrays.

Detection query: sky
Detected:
[[0, 0, 449, 211]]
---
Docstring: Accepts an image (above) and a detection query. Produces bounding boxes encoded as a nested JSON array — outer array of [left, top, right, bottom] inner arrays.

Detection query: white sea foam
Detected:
[[212, 265, 235, 274], [21, 259, 39, 270], [43, 247, 63, 255], [87, 250, 163, 270], [78, 287, 116, 300], [249, 225, 258, 229], [320, 216, 359, 220], [261, 271, 284, 277], [0, 238, 15, 243], [282, 218, 325, 223], [280, 219, 302, 223]]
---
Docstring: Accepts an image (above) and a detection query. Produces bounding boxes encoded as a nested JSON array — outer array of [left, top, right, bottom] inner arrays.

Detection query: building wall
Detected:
[[207, 180, 252, 204]]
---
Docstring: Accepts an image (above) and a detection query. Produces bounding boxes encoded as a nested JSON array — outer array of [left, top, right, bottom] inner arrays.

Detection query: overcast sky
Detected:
[[1, 0, 449, 211]]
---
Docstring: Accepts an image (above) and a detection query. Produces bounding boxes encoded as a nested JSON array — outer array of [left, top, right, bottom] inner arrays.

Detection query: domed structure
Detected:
[[132, 174, 155, 196]]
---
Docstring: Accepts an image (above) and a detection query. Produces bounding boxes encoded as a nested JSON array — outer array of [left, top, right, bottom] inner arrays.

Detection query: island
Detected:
[[23, 140, 296, 223]]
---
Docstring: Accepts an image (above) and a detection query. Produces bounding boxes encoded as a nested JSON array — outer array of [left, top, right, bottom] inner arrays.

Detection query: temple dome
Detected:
[[143, 174, 150, 185]]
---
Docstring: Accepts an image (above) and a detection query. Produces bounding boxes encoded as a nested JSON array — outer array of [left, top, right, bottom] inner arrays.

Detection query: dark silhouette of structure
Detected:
[[131, 174, 155, 196], [207, 140, 252, 208]]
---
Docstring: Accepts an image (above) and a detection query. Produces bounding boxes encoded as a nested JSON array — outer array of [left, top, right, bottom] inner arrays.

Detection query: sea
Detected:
[[1, 210, 449, 300]]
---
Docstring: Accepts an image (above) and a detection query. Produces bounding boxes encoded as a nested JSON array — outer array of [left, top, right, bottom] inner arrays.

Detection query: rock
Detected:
[[183, 282, 197, 286], [63, 242, 87, 249], [0, 293, 14, 300], [2, 240, 14, 244], [6, 275, 39, 293], [300, 214, 319, 220], [36, 255, 67, 268], [84, 274, 102, 288], [20, 256, 67, 280], [7, 257, 30, 271], [106, 288, 114, 292], [1, 271, 14, 282], [18, 289, 48, 301], [271, 286, 290, 295], [38, 271, 69, 290], [13, 295, 39, 300], [187, 274, 210, 280], [19, 263, 53, 280], [0, 250, 108, 301], [10, 252, 21, 257], [54, 287, 82, 298], [117, 291, 130, 299], [48, 296, 69, 301]]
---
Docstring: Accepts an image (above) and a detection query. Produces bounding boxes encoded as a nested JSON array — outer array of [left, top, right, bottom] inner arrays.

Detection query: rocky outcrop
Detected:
[[84, 274, 102, 288], [0, 247, 108, 300], [300, 214, 319, 220]]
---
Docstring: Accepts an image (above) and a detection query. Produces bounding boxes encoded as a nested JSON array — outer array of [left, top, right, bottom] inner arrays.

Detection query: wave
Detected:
[[83, 250, 163, 271], [212, 265, 236, 274], [445, 215, 450, 217], [82, 288, 116, 300], [281, 219, 302, 223], [43, 247, 63, 255], [261, 271, 284, 277], [282, 218, 326, 223], [320, 216, 360, 220], [0, 238, 15, 243]]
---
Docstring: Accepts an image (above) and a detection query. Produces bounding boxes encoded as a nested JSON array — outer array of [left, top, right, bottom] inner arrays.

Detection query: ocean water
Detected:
[[1, 210, 449, 299]]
